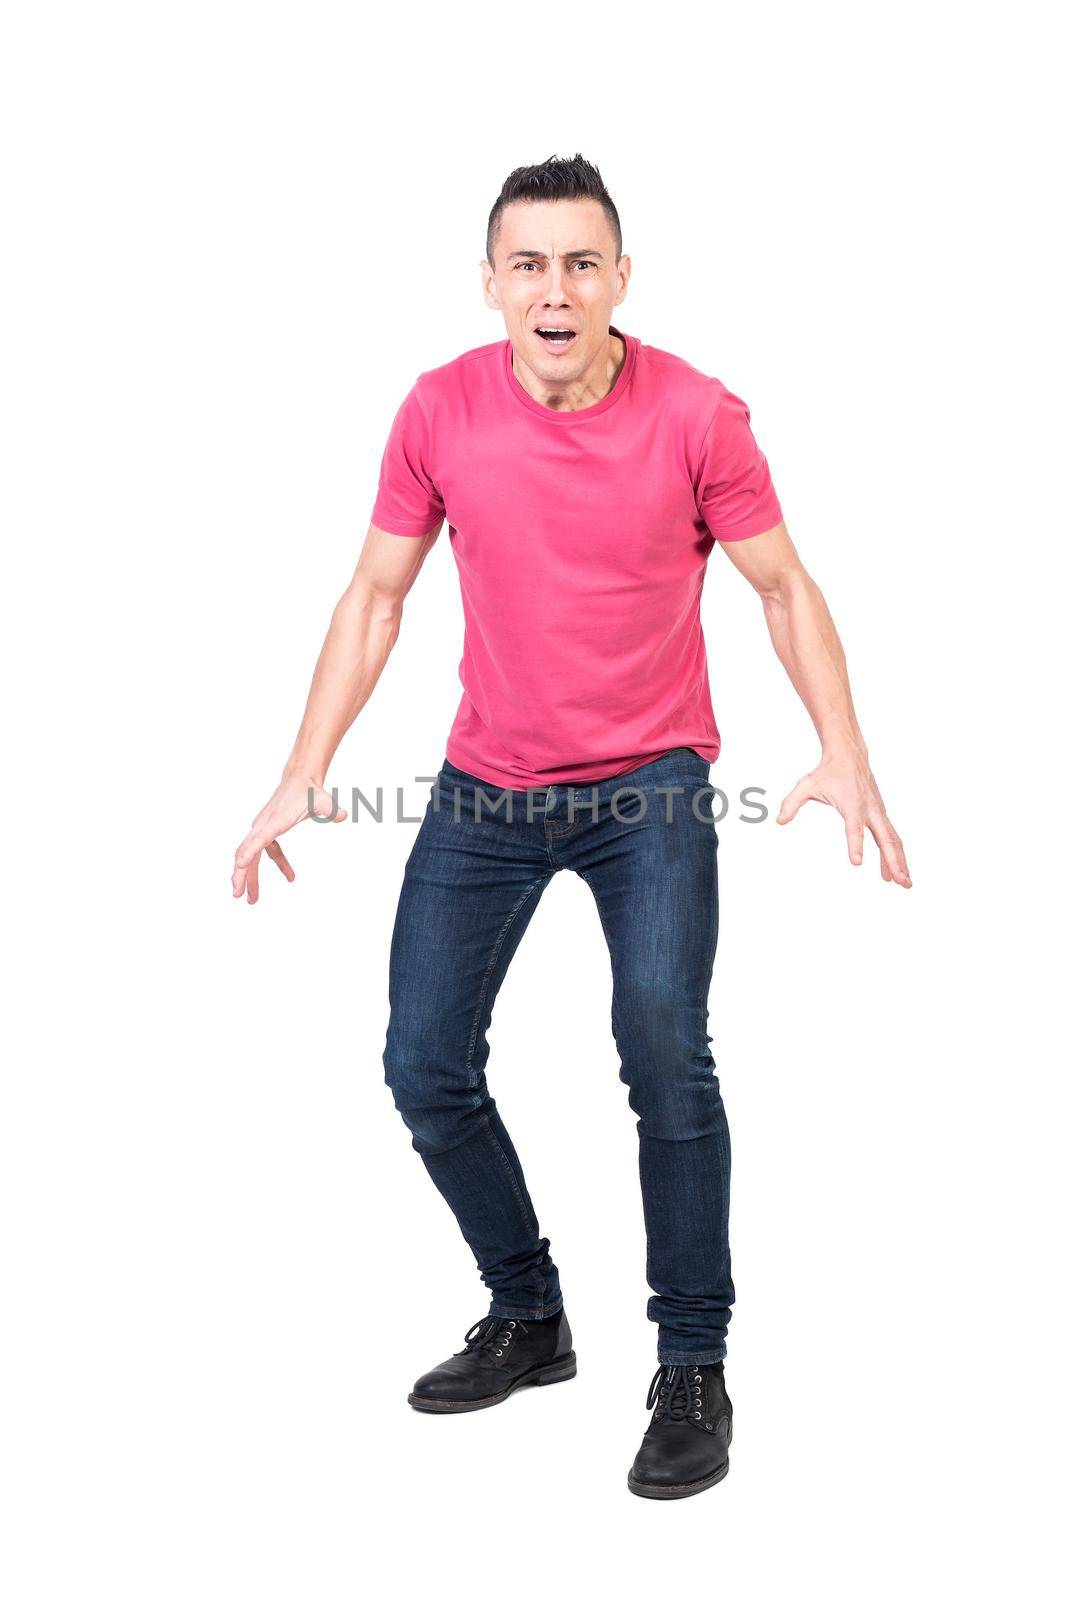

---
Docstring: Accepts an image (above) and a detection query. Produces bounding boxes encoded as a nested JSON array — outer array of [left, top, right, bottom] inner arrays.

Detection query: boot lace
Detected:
[[458, 1315, 529, 1361], [645, 1363, 707, 1427]]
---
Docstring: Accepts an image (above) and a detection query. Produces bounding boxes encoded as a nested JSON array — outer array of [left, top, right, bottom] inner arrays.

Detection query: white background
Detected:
[[2, 2, 1064, 1595]]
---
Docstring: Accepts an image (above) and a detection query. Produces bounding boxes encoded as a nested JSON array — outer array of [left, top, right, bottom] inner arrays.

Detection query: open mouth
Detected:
[[535, 326, 577, 346]]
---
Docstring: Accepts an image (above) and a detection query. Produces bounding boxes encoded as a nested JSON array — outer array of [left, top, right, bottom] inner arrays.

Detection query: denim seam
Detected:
[[462, 877, 551, 1246], [463, 876, 549, 1078], [544, 806, 580, 841], [580, 860, 727, 1354], [575, 864, 626, 1071], [578, 871, 653, 1290], [581, 865, 657, 1295], [699, 847, 728, 1279], [575, 865, 617, 1017], [480, 1112, 542, 1246]]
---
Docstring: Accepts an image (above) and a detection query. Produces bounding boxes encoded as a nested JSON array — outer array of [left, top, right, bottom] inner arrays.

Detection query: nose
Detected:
[[542, 259, 570, 305]]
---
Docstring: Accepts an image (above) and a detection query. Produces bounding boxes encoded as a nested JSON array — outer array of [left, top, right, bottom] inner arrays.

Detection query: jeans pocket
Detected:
[[669, 746, 712, 782]]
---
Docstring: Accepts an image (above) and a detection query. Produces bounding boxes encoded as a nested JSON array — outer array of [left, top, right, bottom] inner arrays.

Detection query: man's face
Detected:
[[482, 198, 631, 381]]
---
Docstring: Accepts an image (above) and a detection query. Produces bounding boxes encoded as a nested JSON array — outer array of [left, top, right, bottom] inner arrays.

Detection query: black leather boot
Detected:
[[628, 1360, 732, 1498], [407, 1309, 577, 1413]]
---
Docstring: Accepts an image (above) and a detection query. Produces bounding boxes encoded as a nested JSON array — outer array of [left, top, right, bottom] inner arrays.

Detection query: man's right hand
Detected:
[[231, 523, 435, 904], [231, 774, 349, 904]]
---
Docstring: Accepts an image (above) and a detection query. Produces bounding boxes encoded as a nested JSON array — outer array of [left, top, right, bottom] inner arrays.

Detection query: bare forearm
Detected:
[[714, 522, 909, 885], [761, 570, 868, 758], [283, 579, 402, 785]]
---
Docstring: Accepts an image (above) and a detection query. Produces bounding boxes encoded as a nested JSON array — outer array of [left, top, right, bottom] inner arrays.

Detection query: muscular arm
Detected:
[[716, 520, 912, 888], [231, 521, 442, 902]]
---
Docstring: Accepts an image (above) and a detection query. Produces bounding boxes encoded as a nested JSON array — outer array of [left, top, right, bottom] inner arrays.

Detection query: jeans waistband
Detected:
[[440, 747, 711, 794]]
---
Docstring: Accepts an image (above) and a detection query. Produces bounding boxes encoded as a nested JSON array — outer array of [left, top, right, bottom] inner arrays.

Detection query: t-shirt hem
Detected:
[[370, 508, 441, 537], [707, 505, 783, 542], [444, 736, 722, 790]]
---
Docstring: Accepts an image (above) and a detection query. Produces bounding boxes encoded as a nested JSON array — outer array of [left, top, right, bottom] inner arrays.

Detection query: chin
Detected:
[[527, 340, 581, 369]]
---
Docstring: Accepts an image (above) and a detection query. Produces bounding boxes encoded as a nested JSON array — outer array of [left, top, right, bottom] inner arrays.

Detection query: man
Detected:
[[232, 154, 911, 1500]]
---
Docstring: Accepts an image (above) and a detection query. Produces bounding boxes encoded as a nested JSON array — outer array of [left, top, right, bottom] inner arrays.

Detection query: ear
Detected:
[[481, 259, 499, 311], [613, 254, 632, 308]]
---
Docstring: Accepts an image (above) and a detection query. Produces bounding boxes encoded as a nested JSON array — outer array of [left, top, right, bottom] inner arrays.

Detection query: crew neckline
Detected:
[[503, 325, 638, 422]]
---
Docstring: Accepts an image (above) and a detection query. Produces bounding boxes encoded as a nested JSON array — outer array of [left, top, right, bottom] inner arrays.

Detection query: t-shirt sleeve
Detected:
[[696, 388, 783, 541], [369, 384, 446, 537]]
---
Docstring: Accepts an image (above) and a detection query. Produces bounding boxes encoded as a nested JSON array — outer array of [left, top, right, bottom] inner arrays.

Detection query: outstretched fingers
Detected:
[[232, 784, 348, 903], [777, 780, 812, 824], [265, 840, 295, 881], [234, 823, 276, 872], [845, 812, 865, 867], [868, 810, 912, 887]]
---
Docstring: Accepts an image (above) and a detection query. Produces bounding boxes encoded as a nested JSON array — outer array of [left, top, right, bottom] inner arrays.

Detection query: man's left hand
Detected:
[[777, 749, 912, 887]]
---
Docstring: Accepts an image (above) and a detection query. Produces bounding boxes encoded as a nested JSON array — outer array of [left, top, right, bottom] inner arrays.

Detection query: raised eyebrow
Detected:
[[505, 249, 605, 261]]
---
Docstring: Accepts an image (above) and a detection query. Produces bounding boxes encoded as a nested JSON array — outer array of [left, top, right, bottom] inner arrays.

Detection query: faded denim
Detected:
[[382, 746, 734, 1364]]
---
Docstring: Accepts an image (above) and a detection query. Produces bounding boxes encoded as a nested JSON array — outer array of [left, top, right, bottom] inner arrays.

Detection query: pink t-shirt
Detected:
[[371, 325, 783, 789]]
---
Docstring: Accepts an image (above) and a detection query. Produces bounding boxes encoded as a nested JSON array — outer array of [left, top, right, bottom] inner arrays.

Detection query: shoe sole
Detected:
[[407, 1351, 578, 1413], [627, 1457, 730, 1499]]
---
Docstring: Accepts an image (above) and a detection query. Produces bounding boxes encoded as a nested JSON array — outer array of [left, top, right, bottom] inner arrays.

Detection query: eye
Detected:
[[514, 261, 539, 271], [572, 260, 595, 271]]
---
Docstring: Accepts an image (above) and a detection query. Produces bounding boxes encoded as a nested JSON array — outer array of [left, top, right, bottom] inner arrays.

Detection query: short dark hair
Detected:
[[486, 153, 623, 269]]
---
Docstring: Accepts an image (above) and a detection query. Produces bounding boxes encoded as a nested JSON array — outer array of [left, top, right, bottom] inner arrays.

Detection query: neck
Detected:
[[511, 331, 625, 412]]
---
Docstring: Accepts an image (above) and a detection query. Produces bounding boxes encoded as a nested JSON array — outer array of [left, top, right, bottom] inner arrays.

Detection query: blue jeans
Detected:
[[382, 746, 734, 1364]]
